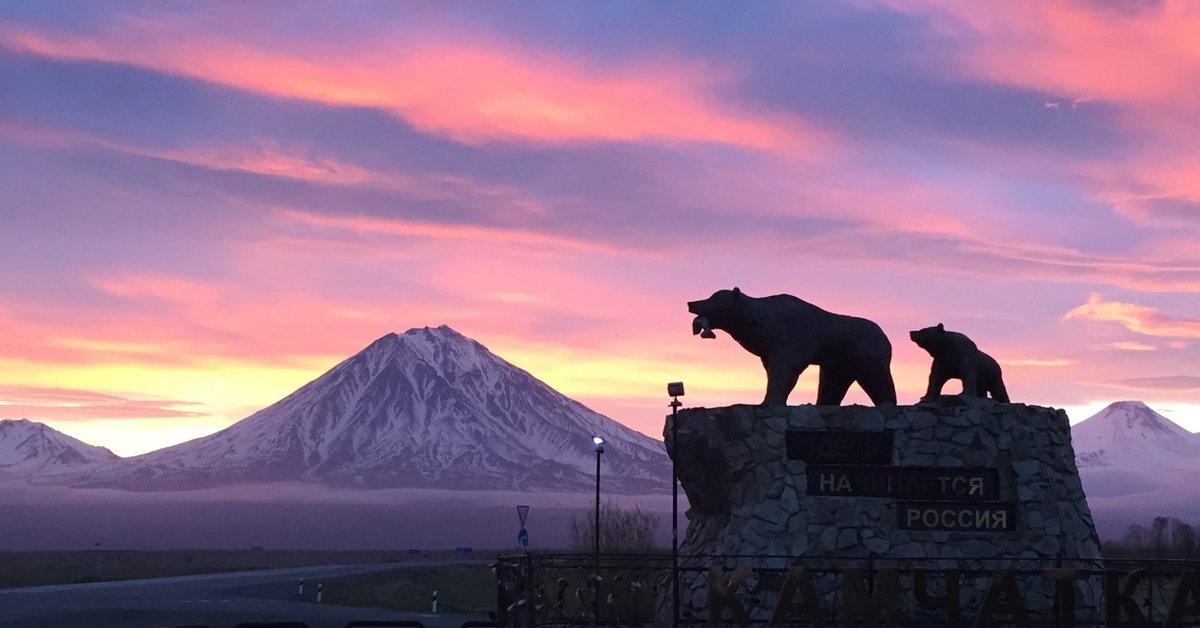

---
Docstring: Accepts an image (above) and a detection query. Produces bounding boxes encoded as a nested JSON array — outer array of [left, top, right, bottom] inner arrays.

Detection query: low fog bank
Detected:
[[4, 480, 1187, 550], [1087, 492, 1200, 540], [0, 482, 679, 551], [1080, 469, 1200, 539]]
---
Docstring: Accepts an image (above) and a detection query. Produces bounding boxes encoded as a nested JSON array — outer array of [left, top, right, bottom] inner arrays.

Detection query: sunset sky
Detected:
[[2, 1, 1199, 456]]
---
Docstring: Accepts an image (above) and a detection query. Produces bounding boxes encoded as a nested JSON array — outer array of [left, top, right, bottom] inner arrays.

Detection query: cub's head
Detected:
[[909, 323, 946, 351], [687, 287, 744, 338]]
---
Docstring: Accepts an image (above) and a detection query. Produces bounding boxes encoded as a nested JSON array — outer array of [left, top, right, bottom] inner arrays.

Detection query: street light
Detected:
[[592, 435, 605, 625], [667, 382, 685, 628]]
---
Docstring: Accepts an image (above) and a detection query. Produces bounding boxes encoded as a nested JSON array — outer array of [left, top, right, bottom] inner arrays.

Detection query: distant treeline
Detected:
[[1103, 516, 1200, 559]]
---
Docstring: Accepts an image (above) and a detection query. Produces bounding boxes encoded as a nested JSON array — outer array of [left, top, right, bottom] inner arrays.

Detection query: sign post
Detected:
[[517, 505, 530, 550]]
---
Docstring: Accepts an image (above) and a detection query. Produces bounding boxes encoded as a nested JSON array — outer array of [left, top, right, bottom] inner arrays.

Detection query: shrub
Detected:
[[569, 500, 662, 553]]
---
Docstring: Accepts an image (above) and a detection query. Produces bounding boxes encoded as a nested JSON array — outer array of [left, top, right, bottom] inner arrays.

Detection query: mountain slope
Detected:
[[1072, 400, 1200, 470], [65, 326, 671, 493], [0, 419, 119, 476], [1072, 401, 1200, 537]]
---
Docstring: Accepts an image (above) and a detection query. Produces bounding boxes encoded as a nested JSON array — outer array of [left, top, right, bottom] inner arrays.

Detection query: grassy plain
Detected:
[[324, 563, 497, 615], [0, 549, 476, 589]]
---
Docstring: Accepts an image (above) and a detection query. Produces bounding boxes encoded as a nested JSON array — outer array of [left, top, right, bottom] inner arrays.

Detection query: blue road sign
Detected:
[[518, 527, 529, 549]]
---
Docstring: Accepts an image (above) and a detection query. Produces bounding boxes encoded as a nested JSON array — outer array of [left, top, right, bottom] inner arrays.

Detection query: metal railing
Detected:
[[495, 552, 1200, 627], [175, 621, 496, 628]]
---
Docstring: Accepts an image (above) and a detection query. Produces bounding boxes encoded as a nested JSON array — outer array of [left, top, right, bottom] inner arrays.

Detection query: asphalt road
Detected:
[[0, 563, 492, 628]]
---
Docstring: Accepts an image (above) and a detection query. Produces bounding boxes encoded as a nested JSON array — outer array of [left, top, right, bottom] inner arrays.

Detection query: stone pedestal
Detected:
[[661, 398, 1102, 625]]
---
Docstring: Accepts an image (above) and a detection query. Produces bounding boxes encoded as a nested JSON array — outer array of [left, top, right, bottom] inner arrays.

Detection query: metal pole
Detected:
[[671, 397, 681, 628], [594, 446, 602, 625]]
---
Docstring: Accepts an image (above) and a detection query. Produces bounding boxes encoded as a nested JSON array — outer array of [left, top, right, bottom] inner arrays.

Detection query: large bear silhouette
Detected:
[[688, 288, 897, 406], [909, 323, 1010, 402]]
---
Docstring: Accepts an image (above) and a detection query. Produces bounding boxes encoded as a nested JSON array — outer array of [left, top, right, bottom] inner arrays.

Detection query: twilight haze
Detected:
[[2, 1, 1199, 456]]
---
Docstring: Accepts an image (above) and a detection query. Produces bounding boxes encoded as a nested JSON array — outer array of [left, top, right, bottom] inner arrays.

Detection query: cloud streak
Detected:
[[0, 385, 203, 421], [1064, 294, 1200, 339], [875, 0, 1200, 107], [1103, 376, 1200, 393], [0, 21, 820, 152], [1002, 358, 1076, 368], [794, 229, 1200, 293], [1094, 341, 1158, 352]]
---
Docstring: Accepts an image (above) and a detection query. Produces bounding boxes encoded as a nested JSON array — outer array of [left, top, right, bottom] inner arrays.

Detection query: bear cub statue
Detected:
[[688, 287, 897, 406], [909, 323, 1010, 402]]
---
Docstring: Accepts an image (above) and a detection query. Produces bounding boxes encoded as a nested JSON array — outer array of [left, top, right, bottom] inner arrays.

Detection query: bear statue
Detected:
[[909, 323, 1010, 402], [687, 288, 897, 406]]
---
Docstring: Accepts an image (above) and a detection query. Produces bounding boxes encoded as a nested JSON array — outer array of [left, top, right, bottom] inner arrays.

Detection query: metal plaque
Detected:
[[807, 466, 999, 500], [897, 501, 1015, 532], [785, 430, 893, 465]]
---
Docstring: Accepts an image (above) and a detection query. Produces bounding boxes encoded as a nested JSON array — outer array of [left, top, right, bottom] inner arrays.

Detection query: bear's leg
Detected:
[[989, 378, 1011, 403], [816, 365, 855, 406], [979, 357, 1010, 402], [959, 357, 980, 398], [764, 362, 806, 406], [973, 372, 990, 397], [859, 367, 898, 406], [922, 363, 950, 401]]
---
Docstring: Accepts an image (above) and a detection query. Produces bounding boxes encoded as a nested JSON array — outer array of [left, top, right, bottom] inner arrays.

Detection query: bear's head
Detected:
[[909, 323, 946, 352], [687, 288, 744, 338]]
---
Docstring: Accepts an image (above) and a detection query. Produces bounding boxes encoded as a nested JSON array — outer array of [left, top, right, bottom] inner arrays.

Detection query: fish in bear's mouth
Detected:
[[692, 316, 716, 339]]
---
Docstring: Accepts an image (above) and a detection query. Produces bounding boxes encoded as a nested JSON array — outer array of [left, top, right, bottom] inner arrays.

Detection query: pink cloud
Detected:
[[0, 385, 203, 421], [869, 1, 1200, 235], [1078, 158, 1200, 231], [1093, 341, 1158, 352], [0, 269, 391, 368], [0, 22, 825, 152], [1064, 293, 1200, 338], [1001, 358, 1075, 368], [1102, 376, 1200, 393], [0, 121, 556, 221], [90, 272, 222, 305], [877, 0, 1200, 107], [278, 208, 624, 255], [792, 227, 1200, 292]]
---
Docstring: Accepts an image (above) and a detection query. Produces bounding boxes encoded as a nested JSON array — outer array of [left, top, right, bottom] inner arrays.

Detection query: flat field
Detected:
[[324, 563, 497, 615], [0, 549, 477, 589]]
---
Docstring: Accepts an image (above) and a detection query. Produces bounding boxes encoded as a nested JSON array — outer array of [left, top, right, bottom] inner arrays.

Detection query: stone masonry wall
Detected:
[[662, 397, 1103, 624]]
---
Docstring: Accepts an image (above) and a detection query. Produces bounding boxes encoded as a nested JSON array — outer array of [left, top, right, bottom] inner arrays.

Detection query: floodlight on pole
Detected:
[[592, 434, 605, 625], [668, 381, 685, 628]]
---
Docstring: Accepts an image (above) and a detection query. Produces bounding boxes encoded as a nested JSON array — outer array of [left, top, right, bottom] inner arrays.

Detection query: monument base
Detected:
[[662, 398, 1102, 624]]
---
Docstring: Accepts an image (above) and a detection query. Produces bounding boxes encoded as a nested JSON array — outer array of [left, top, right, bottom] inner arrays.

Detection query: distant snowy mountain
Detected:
[[1071, 401, 1200, 538], [58, 326, 671, 493], [1072, 400, 1200, 470], [0, 419, 118, 476]]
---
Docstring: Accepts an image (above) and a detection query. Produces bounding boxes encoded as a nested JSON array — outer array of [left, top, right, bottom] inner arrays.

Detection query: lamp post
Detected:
[[667, 382, 685, 628], [592, 435, 605, 625]]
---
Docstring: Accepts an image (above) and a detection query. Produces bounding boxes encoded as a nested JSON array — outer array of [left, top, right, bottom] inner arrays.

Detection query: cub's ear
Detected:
[[937, 323, 945, 331], [733, 287, 742, 298]]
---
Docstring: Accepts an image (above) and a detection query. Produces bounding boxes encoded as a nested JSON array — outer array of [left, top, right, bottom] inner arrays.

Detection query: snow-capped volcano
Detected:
[[65, 326, 671, 493], [1071, 401, 1200, 537], [0, 419, 118, 476], [1072, 400, 1200, 470]]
